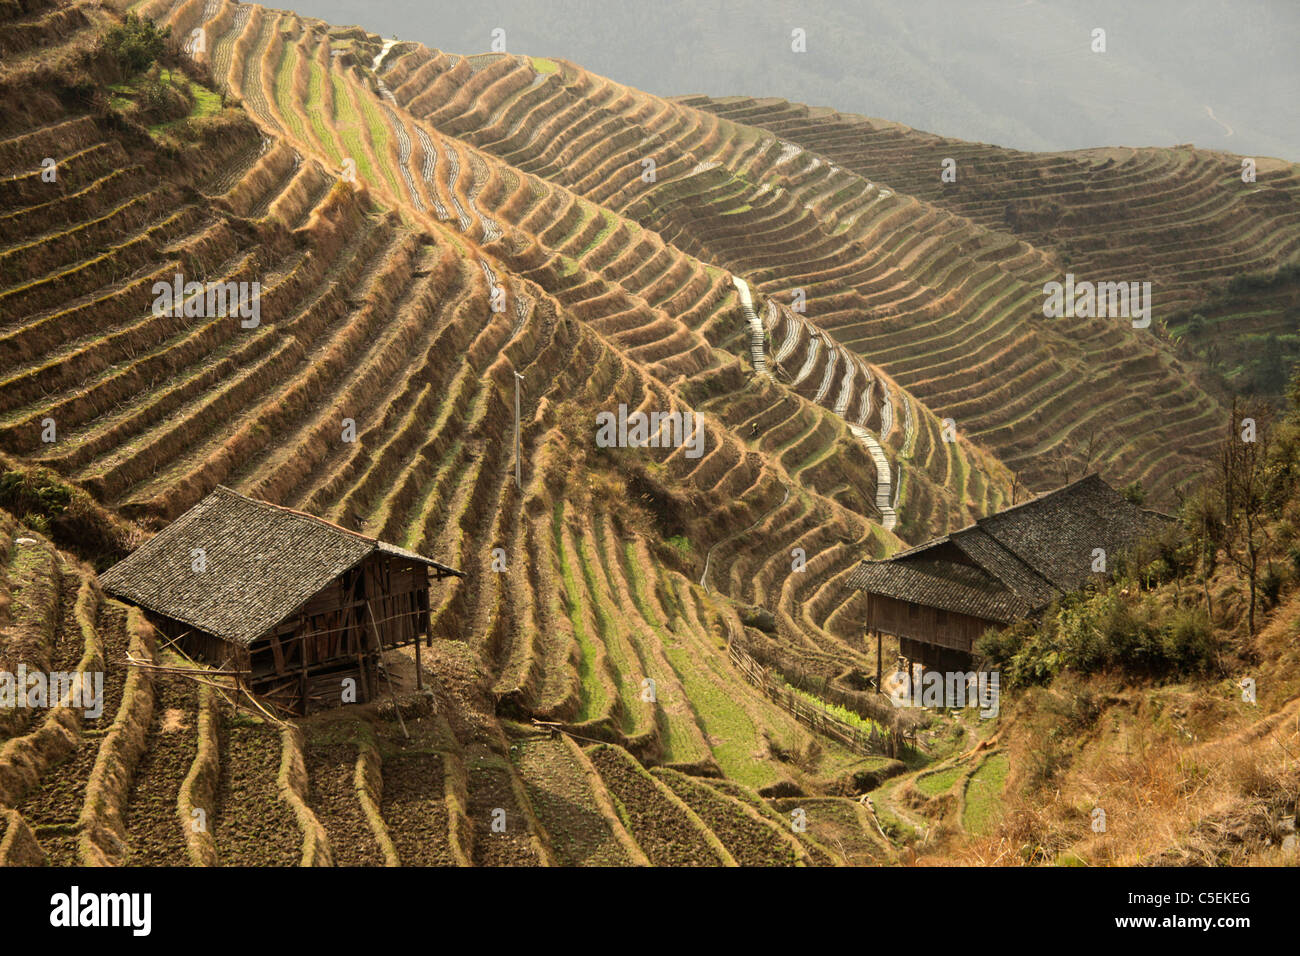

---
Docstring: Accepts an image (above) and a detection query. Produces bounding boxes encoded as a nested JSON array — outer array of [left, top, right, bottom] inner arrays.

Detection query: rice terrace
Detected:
[[1, 0, 1299, 889]]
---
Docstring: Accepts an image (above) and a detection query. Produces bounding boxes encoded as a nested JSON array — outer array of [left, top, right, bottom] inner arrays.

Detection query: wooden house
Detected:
[[845, 474, 1173, 681], [100, 486, 463, 715]]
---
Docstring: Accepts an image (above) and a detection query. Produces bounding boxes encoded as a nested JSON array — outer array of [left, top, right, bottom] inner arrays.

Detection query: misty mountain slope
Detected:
[[689, 95, 1300, 318], [271, 0, 1300, 162]]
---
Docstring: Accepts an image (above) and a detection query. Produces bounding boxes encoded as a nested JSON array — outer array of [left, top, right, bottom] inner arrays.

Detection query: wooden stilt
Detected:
[[414, 619, 424, 692], [875, 629, 882, 694]]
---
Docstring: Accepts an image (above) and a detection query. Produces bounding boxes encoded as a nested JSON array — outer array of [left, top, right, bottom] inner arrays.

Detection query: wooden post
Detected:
[[875, 629, 882, 694], [354, 626, 371, 704], [298, 617, 309, 715], [413, 596, 425, 692]]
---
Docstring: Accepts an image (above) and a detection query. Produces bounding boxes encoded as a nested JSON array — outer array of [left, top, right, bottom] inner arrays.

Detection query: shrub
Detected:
[[20, 513, 50, 537], [1121, 480, 1147, 506], [105, 14, 170, 75], [1260, 567, 1284, 608], [976, 588, 1217, 687]]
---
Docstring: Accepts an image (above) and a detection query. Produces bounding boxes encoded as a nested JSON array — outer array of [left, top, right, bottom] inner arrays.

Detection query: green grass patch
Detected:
[[353, 86, 404, 199], [915, 763, 964, 797], [665, 535, 692, 558], [962, 752, 1009, 835], [577, 211, 616, 259], [619, 544, 707, 766], [330, 73, 376, 187], [578, 525, 644, 736]]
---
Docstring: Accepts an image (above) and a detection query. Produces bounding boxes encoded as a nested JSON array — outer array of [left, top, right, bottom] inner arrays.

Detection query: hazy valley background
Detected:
[[286, 0, 1300, 161]]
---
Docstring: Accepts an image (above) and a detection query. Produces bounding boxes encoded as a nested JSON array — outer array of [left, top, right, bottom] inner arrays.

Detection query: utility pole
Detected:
[[513, 371, 524, 491]]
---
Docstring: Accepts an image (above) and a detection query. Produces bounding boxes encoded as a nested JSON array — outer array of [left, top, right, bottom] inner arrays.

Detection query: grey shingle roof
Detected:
[[949, 528, 1059, 609], [100, 486, 462, 645], [846, 558, 1033, 622], [846, 474, 1173, 620]]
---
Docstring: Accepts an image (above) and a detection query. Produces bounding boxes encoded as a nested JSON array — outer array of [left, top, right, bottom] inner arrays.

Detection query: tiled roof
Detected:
[[100, 486, 461, 645], [949, 528, 1059, 608], [846, 474, 1173, 619], [846, 558, 1033, 622]]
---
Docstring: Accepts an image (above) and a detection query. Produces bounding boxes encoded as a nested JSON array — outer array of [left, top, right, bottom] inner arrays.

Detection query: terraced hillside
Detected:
[[689, 97, 1300, 318], [0, 0, 937, 866], [139, 0, 1016, 539], [0, 507, 904, 867], [689, 96, 1300, 415], [330, 40, 1240, 501], [3, 0, 1289, 867]]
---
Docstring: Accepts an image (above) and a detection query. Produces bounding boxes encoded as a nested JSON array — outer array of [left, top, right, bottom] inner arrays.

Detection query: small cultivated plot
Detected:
[[915, 762, 966, 798], [465, 746, 541, 866], [302, 720, 385, 866], [551, 503, 609, 724], [773, 796, 890, 865], [619, 548, 711, 768], [782, 680, 889, 738], [577, 526, 649, 741], [586, 744, 728, 866], [214, 713, 300, 866], [649, 585, 794, 789], [331, 72, 376, 186], [305, 54, 343, 167], [20, 746, 99, 866], [530, 57, 559, 75], [652, 767, 800, 866], [512, 736, 633, 866], [961, 751, 1009, 837], [658, 633, 778, 788], [352, 77, 406, 199], [272, 36, 308, 146], [380, 750, 455, 866], [704, 777, 835, 865], [1, 534, 57, 688], [121, 673, 199, 866]]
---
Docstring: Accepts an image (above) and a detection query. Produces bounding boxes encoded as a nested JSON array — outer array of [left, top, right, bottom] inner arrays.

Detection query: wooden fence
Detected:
[[725, 639, 906, 758]]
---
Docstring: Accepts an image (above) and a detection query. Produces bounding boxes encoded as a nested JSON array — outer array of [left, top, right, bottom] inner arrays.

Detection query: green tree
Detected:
[[105, 14, 170, 75]]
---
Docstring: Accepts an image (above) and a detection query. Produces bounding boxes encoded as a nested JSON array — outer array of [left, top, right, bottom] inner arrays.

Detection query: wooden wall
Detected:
[[136, 555, 437, 714], [247, 556, 433, 713], [864, 592, 997, 654]]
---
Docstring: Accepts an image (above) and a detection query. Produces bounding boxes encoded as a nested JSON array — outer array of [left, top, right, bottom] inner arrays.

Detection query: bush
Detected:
[[1121, 480, 1147, 506], [665, 534, 692, 557], [20, 512, 50, 537], [105, 14, 170, 75], [975, 588, 1217, 687]]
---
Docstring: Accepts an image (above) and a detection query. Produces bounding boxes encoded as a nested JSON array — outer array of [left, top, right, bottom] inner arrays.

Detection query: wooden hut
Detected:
[[100, 486, 463, 714], [845, 474, 1173, 683]]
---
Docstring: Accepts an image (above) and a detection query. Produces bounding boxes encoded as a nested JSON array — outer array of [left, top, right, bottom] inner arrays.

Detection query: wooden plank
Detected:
[[271, 632, 286, 675]]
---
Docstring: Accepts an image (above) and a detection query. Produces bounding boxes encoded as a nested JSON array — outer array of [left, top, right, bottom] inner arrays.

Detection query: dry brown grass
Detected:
[[933, 609, 1300, 866]]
